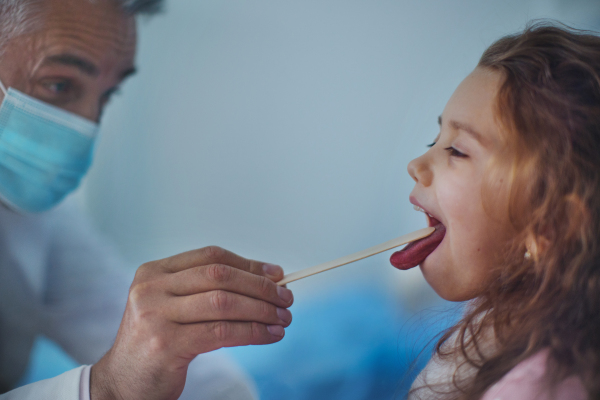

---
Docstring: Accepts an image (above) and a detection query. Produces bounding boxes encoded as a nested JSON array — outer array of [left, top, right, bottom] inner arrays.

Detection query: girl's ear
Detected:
[[525, 234, 550, 263]]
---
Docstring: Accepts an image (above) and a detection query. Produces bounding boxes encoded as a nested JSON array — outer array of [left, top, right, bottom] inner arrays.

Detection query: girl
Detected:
[[390, 22, 600, 399]]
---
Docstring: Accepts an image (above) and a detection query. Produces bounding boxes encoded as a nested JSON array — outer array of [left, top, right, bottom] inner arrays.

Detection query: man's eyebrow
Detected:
[[43, 54, 136, 82], [439, 116, 485, 144], [44, 54, 99, 76]]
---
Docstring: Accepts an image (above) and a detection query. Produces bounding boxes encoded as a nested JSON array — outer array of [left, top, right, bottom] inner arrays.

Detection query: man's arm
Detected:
[[41, 199, 291, 400], [42, 199, 133, 364], [0, 366, 86, 400]]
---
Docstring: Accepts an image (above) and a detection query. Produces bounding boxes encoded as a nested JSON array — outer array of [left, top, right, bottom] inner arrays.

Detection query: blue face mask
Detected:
[[0, 80, 99, 213]]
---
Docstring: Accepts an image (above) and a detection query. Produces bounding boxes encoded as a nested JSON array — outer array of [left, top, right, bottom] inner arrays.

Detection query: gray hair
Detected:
[[0, 0, 164, 47]]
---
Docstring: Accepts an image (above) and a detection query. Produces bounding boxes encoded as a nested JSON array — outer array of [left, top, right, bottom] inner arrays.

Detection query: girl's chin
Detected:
[[419, 256, 445, 288], [418, 257, 442, 285], [420, 269, 462, 301], [419, 262, 481, 302], [418, 241, 444, 272], [417, 247, 464, 301]]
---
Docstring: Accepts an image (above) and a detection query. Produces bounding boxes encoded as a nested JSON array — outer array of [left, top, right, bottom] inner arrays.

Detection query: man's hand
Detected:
[[90, 246, 293, 400]]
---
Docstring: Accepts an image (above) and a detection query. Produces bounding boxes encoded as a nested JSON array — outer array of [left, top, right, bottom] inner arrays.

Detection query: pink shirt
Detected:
[[481, 350, 587, 400]]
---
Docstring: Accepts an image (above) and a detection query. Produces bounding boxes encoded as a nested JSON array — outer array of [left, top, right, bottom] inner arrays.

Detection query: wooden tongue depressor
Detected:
[[277, 227, 435, 286]]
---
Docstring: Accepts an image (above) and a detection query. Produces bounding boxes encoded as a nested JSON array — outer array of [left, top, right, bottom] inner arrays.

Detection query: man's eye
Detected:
[[45, 80, 72, 94], [444, 146, 467, 158]]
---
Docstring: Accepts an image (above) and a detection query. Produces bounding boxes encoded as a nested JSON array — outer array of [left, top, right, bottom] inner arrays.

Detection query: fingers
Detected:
[[165, 290, 293, 326], [261, 263, 284, 282], [111, 246, 292, 400], [178, 321, 286, 355], [167, 264, 294, 307], [157, 247, 284, 283], [158, 246, 268, 275]]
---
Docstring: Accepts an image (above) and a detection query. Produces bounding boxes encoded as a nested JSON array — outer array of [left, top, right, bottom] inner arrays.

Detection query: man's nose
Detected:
[[76, 98, 102, 123], [86, 104, 101, 123], [407, 154, 433, 186]]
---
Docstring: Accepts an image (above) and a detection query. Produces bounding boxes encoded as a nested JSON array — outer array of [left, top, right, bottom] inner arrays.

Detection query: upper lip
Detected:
[[409, 195, 443, 227]]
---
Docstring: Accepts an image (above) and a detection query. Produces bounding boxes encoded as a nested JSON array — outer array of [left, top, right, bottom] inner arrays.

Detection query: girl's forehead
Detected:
[[442, 68, 504, 147]]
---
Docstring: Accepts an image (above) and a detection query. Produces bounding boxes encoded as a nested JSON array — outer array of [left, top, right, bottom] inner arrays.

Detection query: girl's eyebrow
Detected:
[[439, 115, 486, 145]]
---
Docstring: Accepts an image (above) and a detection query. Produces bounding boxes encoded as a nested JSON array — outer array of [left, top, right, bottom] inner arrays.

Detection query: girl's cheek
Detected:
[[436, 172, 478, 225]]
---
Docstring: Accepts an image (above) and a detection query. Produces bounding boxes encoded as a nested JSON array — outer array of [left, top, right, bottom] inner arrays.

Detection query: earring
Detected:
[[524, 238, 538, 261]]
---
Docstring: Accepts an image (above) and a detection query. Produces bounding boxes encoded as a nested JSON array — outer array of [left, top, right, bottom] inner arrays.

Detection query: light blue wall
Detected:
[[22, 0, 599, 393], [79, 0, 599, 300]]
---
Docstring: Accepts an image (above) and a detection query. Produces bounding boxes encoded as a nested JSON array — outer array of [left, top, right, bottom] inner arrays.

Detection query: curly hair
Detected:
[[422, 21, 600, 399]]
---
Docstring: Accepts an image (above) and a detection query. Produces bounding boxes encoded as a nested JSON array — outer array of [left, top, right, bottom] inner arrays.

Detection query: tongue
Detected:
[[390, 224, 446, 270]]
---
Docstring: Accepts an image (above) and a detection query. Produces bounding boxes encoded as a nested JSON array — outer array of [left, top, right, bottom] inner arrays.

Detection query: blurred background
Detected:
[[19, 0, 600, 398]]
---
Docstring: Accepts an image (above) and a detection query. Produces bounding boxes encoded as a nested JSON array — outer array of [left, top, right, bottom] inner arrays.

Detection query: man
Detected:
[[0, 0, 294, 399]]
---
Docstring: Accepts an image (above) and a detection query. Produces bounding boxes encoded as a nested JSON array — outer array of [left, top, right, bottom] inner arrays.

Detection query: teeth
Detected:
[[413, 205, 425, 213]]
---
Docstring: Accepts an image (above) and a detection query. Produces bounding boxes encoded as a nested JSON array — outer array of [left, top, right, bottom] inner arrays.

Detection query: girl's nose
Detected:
[[407, 154, 433, 186]]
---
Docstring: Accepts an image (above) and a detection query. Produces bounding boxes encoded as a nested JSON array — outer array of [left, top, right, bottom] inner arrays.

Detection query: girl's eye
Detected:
[[427, 142, 436, 148], [444, 146, 467, 158]]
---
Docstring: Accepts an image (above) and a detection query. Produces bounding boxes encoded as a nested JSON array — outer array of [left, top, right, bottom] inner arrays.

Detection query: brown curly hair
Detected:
[[423, 21, 600, 399]]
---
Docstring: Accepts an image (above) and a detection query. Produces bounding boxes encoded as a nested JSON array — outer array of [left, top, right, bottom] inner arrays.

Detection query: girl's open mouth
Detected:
[[389, 206, 446, 270]]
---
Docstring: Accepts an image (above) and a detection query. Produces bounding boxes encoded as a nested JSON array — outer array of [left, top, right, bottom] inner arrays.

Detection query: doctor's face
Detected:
[[0, 0, 137, 122]]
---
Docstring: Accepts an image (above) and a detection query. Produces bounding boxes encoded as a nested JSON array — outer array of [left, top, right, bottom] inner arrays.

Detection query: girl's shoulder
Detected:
[[481, 349, 587, 400]]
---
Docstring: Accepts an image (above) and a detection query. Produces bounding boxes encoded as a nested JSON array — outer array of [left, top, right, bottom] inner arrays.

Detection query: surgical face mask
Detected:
[[0, 80, 99, 213]]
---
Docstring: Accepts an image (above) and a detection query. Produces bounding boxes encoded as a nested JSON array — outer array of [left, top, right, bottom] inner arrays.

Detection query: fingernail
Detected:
[[277, 285, 293, 304], [267, 325, 285, 337], [277, 307, 292, 324], [263, 263, 283, 277]]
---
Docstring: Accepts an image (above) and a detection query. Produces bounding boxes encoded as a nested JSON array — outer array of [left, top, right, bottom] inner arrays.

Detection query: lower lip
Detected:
[[428, 213, 441, 227]]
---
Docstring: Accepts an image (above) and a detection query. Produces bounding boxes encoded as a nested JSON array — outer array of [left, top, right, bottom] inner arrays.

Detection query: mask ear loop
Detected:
[[0, 80, 7, 96]]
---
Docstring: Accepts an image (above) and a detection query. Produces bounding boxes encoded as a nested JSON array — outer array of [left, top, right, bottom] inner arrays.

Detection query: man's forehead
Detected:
[[30, 0, 137, 71], [17, 0, 136, 79]]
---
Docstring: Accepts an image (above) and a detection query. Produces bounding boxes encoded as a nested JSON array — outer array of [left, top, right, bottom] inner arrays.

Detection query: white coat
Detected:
[[0, 198, 256, 399]]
